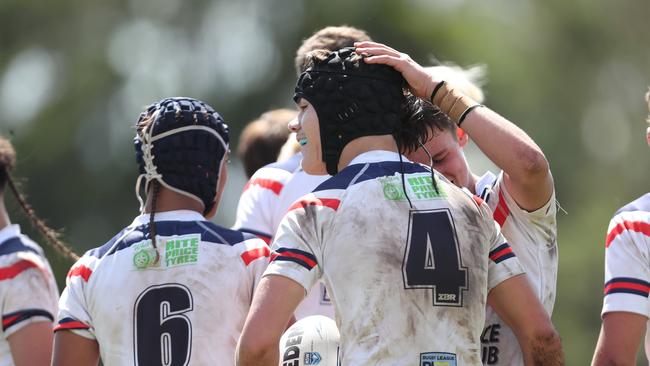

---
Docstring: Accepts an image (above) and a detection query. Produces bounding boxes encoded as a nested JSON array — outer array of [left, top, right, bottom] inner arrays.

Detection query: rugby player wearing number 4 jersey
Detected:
[[592, 90, 650, 365], [406, 63, 559, 366], [236, 46, 564, 365], [53, 98, 269, 366]]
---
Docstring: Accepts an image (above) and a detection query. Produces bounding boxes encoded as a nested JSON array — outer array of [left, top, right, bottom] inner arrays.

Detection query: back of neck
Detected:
[[338, 135, 398, 171]]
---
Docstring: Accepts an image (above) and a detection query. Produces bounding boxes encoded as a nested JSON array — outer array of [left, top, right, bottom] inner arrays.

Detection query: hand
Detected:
[[355, 41, 440, 100]]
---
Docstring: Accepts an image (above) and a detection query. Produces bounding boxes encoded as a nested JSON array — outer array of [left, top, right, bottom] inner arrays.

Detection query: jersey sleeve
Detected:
[[233, 167, 293, 243], [264, 192, 339, 294], [238, 237, 271, 298], [487, 220, 525, 291], [601, 211, 650, 317], [1, 254, 58, 337], [55, 257, 97, 340], [493, 171, 557, 247]]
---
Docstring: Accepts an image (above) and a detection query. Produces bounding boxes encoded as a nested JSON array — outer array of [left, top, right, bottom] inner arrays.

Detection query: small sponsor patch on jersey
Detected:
[[304, 352, 322, 365], [132, 241, 160, 270], [380, 174, 445, 201], [132, 234, 200, 270], [420, 352, 457, 366], [164, 234, 200, 268]]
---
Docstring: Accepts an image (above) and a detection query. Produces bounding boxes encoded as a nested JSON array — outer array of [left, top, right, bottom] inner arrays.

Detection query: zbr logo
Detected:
[[420, 352, 457, 366], [304, 352, 322, 365]]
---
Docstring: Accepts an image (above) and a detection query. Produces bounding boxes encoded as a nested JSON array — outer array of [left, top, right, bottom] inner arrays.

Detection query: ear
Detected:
[[457, 127, 469, 148]]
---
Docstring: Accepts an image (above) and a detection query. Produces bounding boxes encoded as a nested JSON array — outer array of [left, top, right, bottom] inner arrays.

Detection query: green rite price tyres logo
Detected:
[[132, 241, 158, 269], [380, 173, 445, 201], [132, 234, 200, 270]]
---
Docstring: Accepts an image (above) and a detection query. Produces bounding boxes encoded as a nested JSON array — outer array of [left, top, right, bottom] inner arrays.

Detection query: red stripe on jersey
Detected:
[[54, 321, 90, 332], [272, 250, 317, 269], [493, 191, 510, 227], [604, 281, 650, 295], [255, 234, 271, 245], [489, 246, 513, 262], [243, 178, 284, 195], [241, 246, 271, 266], [288, 197, 340, 213], [2, 315, 19, 329], [605, 220, 650, 248], [0, 260, 38, 281], [67, 265, 93, 282]]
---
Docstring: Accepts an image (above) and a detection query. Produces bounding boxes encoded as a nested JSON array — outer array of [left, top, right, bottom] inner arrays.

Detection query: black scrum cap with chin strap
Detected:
[[134, 97, 229, 215], [293, 47, 405, 175]]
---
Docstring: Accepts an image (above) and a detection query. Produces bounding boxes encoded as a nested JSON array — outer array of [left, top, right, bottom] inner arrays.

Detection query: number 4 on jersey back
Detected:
[[402, 209, 468, 307]]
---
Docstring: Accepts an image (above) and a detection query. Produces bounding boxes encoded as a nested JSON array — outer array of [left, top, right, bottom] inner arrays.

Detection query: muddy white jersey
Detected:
[[476, 171, 558, 366], [265, 150, 524, 365], [0, 225, 58, 366], [271, 166, 332, 320], [600, 193, 650, 361], [235, 152, 335, 320], [57, 210, 269, 366]]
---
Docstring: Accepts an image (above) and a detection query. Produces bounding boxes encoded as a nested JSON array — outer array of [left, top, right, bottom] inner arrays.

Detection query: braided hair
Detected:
[[0, 136, 79, 261]]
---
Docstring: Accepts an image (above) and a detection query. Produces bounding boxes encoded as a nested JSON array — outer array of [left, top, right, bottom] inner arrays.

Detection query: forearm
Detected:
[[522, 329, 564, 366], [236, 345, 279, 366]]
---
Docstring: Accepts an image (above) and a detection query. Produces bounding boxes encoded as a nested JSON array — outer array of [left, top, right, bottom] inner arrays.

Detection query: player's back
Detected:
[[274, 152, 522, 365], [57, 210, 269, 366]]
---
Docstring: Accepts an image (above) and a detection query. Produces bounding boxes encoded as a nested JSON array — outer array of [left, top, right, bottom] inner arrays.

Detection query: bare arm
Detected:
[[591, 311, 647, 366], [6, 322, 53, 366], [461, 108, 553, 211], [236, 275, 305, 366], [488, 274, 564, 366], [52, 330, 100, 366], [356, 41, 553, 211]]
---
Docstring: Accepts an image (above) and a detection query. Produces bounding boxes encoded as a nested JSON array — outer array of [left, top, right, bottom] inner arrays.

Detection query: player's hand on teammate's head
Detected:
[[355, 41, 440, 100]]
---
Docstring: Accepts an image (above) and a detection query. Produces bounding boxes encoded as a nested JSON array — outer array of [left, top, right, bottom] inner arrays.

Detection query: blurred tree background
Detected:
[[1, 0, 649, 363]]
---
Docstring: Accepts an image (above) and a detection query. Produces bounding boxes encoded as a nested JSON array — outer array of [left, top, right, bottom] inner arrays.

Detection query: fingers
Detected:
[[354, 41, 400, 55], [355, 47, 401, 58], [362, 54, 402, 68]]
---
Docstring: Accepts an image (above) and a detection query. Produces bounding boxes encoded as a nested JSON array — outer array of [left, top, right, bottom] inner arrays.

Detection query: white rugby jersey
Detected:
[[265, 150, 524, 365], [233, 153, 301, 244], [271, 166, 332, 320], [234, 153, 335, 320], [56, 210, 269, 366], [600, 193, 650, 361], [0, 225, 58, 366], [476, 171, 558, 366]]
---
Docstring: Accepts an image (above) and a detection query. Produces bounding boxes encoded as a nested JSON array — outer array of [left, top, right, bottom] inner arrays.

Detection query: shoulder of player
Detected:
[[313, 160, 430, 193], [614, 193, 650, 217], [0, 235, 51, 283], [243, 160, 298, 195], [0, 234, 45, 259]]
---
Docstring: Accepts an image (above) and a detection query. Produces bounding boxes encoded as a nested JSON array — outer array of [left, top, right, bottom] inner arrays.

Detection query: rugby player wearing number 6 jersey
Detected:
[[236, 46, 563, 365], [53, 98, 269, 366]]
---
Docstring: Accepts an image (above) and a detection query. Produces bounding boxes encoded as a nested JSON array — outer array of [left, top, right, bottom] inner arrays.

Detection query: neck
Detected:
[[338, 135, 398, 171], [143, 185, 205, 215], [0, 196, 10, 230]]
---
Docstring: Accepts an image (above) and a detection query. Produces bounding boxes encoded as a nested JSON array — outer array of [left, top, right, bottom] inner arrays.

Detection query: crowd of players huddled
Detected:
[[0, 25, 648, 366]]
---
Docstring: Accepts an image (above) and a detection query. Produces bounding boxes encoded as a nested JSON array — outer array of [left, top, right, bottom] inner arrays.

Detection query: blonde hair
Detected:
[[424, 64, 486, 103]]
